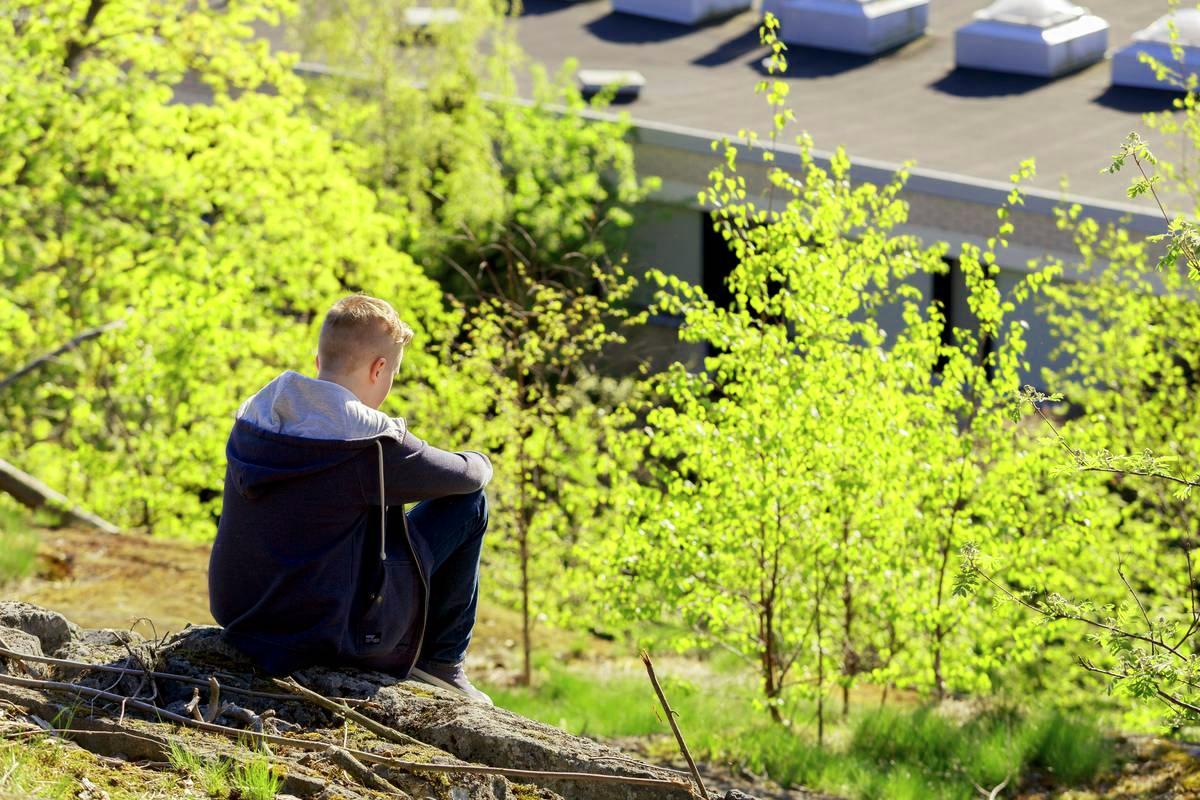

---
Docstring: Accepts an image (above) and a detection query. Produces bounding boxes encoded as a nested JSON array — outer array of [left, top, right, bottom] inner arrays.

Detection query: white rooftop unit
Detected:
[[611, 0, 750, 25], [954, 0, 1108, 78], [577, 69, 647, 100], [776, 0, 928, 55], [1112, 9, 1200, 91], [402, 7, 462, 28]]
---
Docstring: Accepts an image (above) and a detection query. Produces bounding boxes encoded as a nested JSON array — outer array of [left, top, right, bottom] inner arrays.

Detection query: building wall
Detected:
[[618, 119, 1149, 385]]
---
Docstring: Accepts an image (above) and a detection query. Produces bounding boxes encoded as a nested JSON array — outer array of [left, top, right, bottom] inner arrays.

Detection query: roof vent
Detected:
[[577, 69, 646, 101], [776, 0, 929, 56], [1113, 10, 1200, 90], [1133, 8, 1200, 48], [954, 0, 1107, 77], [973, 0, 1087, 29]]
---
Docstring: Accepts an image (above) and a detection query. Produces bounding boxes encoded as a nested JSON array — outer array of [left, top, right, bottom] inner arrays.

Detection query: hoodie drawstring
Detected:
[[376, 440, 387, 560]]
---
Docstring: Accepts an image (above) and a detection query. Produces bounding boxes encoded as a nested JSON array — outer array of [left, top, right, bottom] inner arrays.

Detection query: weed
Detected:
[[168, 740, 231, 797], [231, 753, 281, 800]]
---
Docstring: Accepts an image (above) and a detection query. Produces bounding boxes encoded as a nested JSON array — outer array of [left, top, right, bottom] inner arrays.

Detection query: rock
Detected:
[[0, 601, 80, 657], [0, 605, 750, 800], [79, 628, 144, 647], [338, 676, 693, 800], [0, 625, 44, 676], [0, 625, 44, 659]]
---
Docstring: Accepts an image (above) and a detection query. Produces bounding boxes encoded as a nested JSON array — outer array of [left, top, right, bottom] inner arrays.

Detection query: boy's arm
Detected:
[[366, 429, 492, 505]]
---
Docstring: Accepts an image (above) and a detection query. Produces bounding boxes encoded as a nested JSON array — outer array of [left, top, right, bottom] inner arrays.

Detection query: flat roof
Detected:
[[513, 0, 1180, 206]]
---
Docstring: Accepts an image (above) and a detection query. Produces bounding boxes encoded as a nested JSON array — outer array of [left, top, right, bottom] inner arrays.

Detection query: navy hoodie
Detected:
[[208, 370, 492, 676]]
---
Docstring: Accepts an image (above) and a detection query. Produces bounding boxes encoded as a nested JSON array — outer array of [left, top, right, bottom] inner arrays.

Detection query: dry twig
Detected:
[[272, 677, 425, 749], [328, 746, 408, 796], [641, 650, 708, 799]]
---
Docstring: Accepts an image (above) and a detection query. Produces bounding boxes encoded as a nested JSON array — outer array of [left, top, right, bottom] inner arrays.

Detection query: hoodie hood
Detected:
[[227, 370, 405, 498], [237, 370, 402, 441]]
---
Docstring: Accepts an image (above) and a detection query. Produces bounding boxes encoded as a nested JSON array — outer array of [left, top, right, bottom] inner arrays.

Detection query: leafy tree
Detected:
[[960, 125, 1200, 727], [586, 19, 1111, 734], [0, 0, 451, 535]]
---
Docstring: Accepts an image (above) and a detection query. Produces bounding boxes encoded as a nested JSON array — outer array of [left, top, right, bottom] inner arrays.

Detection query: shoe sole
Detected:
[[408, 666, 494, 706]]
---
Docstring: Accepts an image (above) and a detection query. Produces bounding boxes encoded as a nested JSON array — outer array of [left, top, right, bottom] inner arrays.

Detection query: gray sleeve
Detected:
[[368, 431, 492, 505]]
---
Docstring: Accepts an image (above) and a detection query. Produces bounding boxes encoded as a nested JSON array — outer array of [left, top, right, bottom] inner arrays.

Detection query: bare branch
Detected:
[[0, 320, 125, 393]]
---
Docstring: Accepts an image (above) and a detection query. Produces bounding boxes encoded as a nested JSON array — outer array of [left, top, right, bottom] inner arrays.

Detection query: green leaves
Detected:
[[0, 0, 449, 534]]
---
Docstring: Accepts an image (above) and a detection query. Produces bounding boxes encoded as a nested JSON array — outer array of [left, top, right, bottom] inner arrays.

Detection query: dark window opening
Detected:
[[933, 257, 956, 374], [701, 212, 738, 310]]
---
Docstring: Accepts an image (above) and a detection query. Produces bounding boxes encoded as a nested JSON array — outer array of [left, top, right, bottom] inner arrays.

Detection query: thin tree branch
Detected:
[[641, 651, 707, 800], [0, 320, 125, 393]]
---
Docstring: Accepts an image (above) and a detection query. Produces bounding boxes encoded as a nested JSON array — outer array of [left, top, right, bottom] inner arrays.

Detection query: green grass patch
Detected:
[[167, 740, 281, 799], [0, 504, 38, 585], [231, 753, 283, 800], [485, 664, 1114, 800]]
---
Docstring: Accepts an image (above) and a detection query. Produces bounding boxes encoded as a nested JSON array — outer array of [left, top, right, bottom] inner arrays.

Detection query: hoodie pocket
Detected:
[[351, 555, 421, 657]]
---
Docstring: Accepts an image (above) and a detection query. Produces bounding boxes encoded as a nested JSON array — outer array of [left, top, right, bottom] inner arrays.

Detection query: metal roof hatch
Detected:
[[1113, 9, 1200, 90], [973, 0, 1087, 28], [954, 0, 1108, 78], [774, 0, 929, 57]]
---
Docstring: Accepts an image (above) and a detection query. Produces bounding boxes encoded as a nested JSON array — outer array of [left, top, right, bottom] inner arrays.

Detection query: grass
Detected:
[[485, 662, 1114, 800], [0, 505, 38, 585], [231, 753, 282, 800], [168, 741, 231, 797], [0, 735, 183, 800], [168, 740, 281, 800]]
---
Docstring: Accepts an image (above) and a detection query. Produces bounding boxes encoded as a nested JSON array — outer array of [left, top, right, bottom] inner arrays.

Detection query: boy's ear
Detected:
[[371, 356, 388, 382], [314, 354, 321, 373]]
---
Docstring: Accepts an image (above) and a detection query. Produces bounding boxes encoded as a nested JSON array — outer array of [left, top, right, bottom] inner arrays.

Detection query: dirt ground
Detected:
[[8, 527, 215, 635]]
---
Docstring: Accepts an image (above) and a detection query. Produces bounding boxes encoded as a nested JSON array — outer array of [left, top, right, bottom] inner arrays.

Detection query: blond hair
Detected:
[[317, 295, 414, 375]]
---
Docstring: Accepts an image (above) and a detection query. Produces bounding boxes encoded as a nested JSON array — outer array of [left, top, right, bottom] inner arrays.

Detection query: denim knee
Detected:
[[471, 489, 488, 533]]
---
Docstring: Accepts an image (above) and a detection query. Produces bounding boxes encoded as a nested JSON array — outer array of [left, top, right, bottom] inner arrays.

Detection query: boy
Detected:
[[208, 294, 493, 704]]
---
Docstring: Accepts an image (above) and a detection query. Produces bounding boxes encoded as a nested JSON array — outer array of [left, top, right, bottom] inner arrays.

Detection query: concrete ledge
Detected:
[[621, 115, 1166, 234], [777, 0, 929, 55]]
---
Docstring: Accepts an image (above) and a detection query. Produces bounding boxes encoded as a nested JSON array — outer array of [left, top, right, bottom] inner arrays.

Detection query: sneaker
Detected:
[[409, 660, 494, 706]]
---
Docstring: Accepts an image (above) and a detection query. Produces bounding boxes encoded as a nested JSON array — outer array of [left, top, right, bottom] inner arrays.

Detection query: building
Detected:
[[514, 0, 1175, 382]]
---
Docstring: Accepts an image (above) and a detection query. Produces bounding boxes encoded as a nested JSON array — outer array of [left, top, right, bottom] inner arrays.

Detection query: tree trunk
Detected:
[[932, 541, 951, 699], [518, 507, 532, 687], [760, 603, 783, 725], [815, 586, 825, 746]]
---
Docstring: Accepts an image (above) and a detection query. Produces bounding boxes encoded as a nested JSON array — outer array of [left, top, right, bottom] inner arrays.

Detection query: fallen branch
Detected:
[[184, 688, 202, 722], [641, 650, 708, 800], [0, 645, 367, 706], [3, 725, 170, 751], [0, 458, 120, 534], [272, 677, 425, 749], [202, 676, 221, 724], [0, 672, 693, 794], [0, 320, 125, 393], [328, 746, 407, 796]]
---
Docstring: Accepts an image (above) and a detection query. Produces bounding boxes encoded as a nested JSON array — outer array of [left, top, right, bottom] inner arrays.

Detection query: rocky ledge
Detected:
[[0, 601, 790, 800]]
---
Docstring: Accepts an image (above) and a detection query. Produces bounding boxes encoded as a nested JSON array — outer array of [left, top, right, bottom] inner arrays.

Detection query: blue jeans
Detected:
[[404, 489, 488, 666]]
